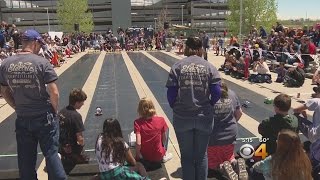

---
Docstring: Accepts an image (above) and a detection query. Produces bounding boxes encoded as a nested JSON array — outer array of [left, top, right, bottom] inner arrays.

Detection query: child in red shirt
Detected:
[[134, 98, 172, 163]]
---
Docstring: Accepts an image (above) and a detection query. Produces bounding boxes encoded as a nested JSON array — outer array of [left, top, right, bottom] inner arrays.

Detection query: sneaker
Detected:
[[236, 158, 248, 180], [220, 161, 238, 180], [162, 152, 173, 163]]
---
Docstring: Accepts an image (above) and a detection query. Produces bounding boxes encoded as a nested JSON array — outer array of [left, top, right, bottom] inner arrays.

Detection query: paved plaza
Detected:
[[0, 50, 315, 179]]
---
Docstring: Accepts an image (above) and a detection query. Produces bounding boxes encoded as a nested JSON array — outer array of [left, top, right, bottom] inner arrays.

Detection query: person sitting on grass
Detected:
[[134, 98, 173, 169], [258, 94, 298, 155], [95, 118, 150, 180], [252, 129, 313, 180]]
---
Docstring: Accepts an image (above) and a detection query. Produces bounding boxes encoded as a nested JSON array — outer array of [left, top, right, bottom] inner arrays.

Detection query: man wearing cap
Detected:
[[0, 29, 66, 179], [293, 89, 320, 179]]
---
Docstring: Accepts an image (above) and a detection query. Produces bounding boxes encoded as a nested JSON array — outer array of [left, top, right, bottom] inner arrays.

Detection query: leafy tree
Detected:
[[227, 0, 277, 36], [57, 0, 94, 33]]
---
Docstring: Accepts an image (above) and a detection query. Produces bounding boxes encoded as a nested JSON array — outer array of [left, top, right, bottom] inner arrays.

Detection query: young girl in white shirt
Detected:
[[95, 118, 149, 180]]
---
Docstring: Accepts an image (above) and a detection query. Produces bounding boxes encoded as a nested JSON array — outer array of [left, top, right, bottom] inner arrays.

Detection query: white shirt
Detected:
[[95, 135, 129, 172]]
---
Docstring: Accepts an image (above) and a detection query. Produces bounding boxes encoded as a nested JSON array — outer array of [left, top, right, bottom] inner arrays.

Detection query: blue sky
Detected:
[[277, 0, 320, 20]]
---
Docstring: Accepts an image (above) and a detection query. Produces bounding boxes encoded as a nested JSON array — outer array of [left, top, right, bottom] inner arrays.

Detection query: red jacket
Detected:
[[309, 42, 316, 55]]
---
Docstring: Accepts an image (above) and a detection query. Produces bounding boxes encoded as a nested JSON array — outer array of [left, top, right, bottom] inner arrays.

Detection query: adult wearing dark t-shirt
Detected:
[[59, 88, 88, 174], [166, 36, 221, 180], [0, 29, 66, 180]]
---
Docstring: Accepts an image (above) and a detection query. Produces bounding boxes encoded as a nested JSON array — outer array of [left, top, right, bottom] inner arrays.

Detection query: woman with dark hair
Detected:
[[166, 36, 221, 180], [253, 129, 312, 180], [95, 118, 149, 180], [207, 82, 245, 180]]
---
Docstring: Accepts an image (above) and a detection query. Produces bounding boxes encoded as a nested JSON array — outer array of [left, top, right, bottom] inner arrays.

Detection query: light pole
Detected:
[[45, 8, 50, 32], [210, 0, 212, 32], [181, 5, 184, 26], [154, 18, 157, 33], [239, 0, 243, 38]]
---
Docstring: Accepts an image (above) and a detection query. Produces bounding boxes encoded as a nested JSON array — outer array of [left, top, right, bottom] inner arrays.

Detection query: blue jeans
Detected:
[[175, 129, 211, 180], [15, 112, 66, 180]]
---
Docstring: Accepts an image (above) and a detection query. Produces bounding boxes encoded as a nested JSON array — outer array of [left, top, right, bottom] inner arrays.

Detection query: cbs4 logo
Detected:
[[239, 143, 268, 160]]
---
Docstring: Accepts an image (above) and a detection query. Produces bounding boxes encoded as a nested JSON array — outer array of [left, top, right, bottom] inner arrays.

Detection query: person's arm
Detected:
[[262, 62, 270, 73], [0, 86, 15, 109], [210, 83, 221, 105], [258, 119, 270, 137], [293, 104, 308, 114], [76, 132, 84, 146], [253, 62, 258, 72], [234, 107, 243, 121], [167, 86, 178, 108], [47, 82, 59, 113], [162, 131, 167, 147], [166, 68, 179, 107], [135, 133, 142, 160], [126, 148, 137, 166], [161, 120, 169, 148], [312, 68, 320, 84]]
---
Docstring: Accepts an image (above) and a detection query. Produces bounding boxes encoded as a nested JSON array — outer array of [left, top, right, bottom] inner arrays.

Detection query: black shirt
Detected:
[[59, 105, 85, 153]]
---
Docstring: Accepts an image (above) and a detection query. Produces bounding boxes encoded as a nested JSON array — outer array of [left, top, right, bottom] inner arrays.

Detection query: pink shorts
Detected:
[[207, 144, 235, 169]]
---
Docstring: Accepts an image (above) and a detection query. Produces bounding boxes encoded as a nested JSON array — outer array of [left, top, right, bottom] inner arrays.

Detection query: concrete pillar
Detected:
[[111, 0, 131, 34]]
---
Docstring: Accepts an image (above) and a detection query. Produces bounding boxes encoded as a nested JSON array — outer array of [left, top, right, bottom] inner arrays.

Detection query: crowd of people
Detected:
[[1, 19, 320, 180], [216, 22, 319, 87], [167, 36, 319, 180]]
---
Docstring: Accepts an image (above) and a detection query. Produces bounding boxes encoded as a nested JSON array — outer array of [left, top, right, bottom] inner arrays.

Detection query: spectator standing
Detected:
[[0, 29, 66, 179], [293, 88, 320, 179], [217, 35, 224, 56], [0, 29, 5, 48], [166, 36, 221, 180], [300, 37, 311, 68], [58, 88, 89, 174], [201, 31, 210, 60], [259, 26, 267, 39], [207, 82, 245, 179], [10, 24, 20, 50], [275, 22, 284, 33]]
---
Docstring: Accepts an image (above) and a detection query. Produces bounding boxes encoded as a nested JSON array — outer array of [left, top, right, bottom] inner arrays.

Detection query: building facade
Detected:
[[0, 0, 228, 34]]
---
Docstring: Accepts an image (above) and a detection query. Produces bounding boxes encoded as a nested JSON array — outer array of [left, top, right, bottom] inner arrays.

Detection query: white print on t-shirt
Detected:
[[179, 63, 209, 92], [6, 62, 40, 91]]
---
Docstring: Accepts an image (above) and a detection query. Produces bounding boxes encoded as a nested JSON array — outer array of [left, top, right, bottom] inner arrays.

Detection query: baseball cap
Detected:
[[22, 29, 45, 45]]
